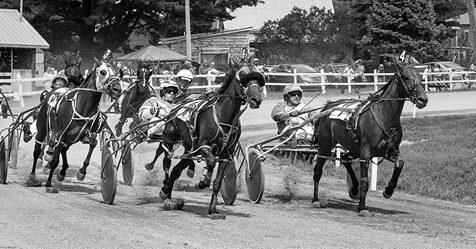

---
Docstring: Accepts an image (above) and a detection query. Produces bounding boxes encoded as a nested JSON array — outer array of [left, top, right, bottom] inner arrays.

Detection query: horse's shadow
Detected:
[[266, 194, 409, 215]]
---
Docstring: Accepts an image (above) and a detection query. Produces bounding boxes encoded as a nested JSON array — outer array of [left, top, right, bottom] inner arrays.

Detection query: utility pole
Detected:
[[466, 0, 476, 60], [185, 0, 192, 60]]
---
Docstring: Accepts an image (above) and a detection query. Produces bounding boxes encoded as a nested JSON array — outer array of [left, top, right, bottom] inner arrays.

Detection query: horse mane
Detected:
[[217, 70, 236, 95], [79, 68, 94, 88]]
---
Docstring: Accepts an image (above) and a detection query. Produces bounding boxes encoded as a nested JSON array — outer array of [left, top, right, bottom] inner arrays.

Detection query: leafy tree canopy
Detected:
[[23, 0, 262, 68], [359, 0, 453, 62]]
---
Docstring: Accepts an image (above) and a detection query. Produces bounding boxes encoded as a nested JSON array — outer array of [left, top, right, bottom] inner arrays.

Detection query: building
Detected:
[[445, 13, 472, 67], [160, 28, 254, 72], [0, 8, 49, 92]]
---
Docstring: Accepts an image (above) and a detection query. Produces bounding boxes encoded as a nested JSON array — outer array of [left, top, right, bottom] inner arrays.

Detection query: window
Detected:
[[13, 48, 33, 69], [200, 48, 229, 72]]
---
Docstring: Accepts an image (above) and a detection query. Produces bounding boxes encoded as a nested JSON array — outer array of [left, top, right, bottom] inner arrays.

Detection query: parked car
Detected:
[[319, 63, 351, 83], [424, 61, 466, 81], [268, 64, 321, 91]]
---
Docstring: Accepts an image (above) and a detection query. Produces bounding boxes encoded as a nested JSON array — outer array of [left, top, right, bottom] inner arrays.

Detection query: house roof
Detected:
[[446, 12, 470, 25], [224, 0, 334, 30], [117, 45, 187, 61], [160, 27, 253, 44], [0, 9, 49, 49]]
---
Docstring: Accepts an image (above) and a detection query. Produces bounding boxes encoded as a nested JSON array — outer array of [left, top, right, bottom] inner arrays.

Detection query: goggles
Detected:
[[288, 91, 302, 98]]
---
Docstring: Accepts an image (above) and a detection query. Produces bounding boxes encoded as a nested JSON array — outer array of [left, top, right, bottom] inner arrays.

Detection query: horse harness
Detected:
[[47, 88, 105, 148]]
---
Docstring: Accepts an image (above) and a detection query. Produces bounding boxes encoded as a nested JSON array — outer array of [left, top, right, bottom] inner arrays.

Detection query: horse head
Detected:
[[229, 58, 265, 109], [136, 67, 153, 86], [394, 62, 428, 109], [92, 57, 122, 99], [64, 51, 83, 87]]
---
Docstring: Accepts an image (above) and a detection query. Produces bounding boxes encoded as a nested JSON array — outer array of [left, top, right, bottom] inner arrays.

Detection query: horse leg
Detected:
[[342, 153, 359, 200], [144, 143, 164, 171], [28, 141, 44, 187], [383, 154, 404, 198], [115, 118, 125, 137], [312, 157, 327, 208], [77, 133, 98, 181], [357, 160, 371, 216], [57, 146, 69, 182], [45, 145, 62, 193], [159, 158, 191, 211], [195, 147, 216, 190], [208, 160, 227, 219]]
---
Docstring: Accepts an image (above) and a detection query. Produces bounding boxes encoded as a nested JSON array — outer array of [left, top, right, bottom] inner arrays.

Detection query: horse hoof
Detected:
[[57, 173, 65, 182], [358, 210, 373, 217], [159, 190, 168, 200], [27, 175, 42, 187], [163, 199, 184, 210], [144, 163, 154, 171], [76, 172, 85, 181], [383, 188, 394, 199], [45, 187, 59, 193], [195, 181, 209, 190], [186, 169, 195, 178], [312, 200, 327, 208], [44, 153, 53, 163], [209, 213, 226, 220]]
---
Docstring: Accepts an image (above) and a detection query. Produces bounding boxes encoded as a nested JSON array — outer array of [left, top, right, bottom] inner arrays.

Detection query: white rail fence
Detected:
[[1, 70, 475, 109]]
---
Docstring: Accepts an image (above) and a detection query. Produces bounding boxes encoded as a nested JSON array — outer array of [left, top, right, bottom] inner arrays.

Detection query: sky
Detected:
[[224, 0, 334, 30]]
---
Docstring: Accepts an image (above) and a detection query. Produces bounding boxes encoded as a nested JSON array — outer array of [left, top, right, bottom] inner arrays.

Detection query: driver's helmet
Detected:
[[283, 84, 303, 100], [159, 80, 179, 102], [52, 74, 69, 89], [176, 69, 193, 90]]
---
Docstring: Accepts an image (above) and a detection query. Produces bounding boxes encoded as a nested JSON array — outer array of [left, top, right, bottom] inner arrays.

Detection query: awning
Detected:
[[117, 45, 187, 62]]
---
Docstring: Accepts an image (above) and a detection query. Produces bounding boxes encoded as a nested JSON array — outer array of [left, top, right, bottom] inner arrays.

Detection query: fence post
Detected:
[[293, 69, 297, 84], [373, 69, 378, 92], [320, 69, 326, 94], [449, 69, 453, 90], [370, 158, 378, 191], [347, 75, 352, 94], [424, 73, 429, 92], [335, 145, 341, 168], [413, 103, 416, 118], [16, 73, 25, 108], [207, 73, 212, 92]]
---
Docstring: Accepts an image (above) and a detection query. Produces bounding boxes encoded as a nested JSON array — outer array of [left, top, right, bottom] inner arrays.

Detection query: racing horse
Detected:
[[114, 67, 154, 136], [63, 51, 83, 87], [159, 58, 264, 218], [312, 59, 428, 216], [28, 53, 122, 193]]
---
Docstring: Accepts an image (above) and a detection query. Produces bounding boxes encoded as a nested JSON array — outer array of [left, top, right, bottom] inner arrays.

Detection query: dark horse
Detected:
[[28, 56, 122, 193], [157, 58, 264, 218], [63, 51, 83, 87], [313, 61, 428, 216], [114, 67, 154, 136]]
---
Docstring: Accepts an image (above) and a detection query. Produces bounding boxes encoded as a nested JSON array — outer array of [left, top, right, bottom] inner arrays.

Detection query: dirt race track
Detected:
[[1, 89, 476, 248]]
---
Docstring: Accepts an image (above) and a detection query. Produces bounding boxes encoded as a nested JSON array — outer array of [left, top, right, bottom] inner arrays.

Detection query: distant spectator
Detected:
[[43, 66, 56, 91], [354, 59, 365, 93]]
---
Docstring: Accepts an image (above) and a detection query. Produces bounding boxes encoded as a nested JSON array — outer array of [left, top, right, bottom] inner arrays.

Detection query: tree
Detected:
[[22, 0, 261, 69], [255, 6, 338, 65], [359, 0, 453, 62]]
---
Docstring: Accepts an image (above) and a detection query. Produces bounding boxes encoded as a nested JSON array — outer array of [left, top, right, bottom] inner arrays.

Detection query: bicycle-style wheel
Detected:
[[122, 143, 134, 186], [245, 147, 265, 204], [8, 130, 18, 169], [220, 158, 238, 205], [101, 142, 117, 204], [0, 136, 7, 184]]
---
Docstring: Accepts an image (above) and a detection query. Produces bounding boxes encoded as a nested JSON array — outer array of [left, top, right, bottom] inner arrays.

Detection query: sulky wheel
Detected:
[[101, 142, 117, 204], [121, 143, 134, 186], [0, 136, 7, 184], [8, 129, 18, 169], [245, 147, 265, 204], [220, 157, 238, 205], [346, 163, 361, 200]]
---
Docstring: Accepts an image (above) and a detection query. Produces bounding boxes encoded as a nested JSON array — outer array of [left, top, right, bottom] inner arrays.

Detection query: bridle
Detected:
[[372, 65, 423, 104]]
